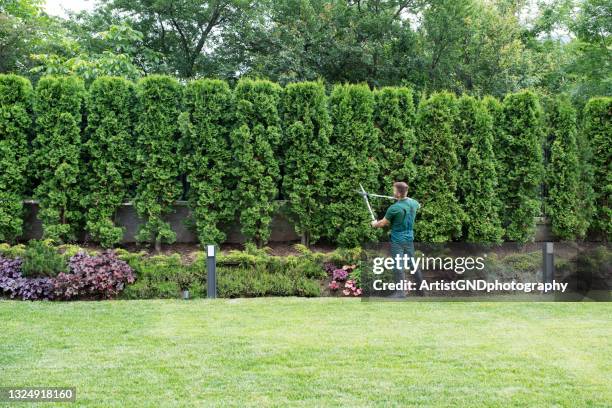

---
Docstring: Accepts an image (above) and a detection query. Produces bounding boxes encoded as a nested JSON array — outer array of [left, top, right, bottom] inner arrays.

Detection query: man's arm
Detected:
[[371, 218, 390, 228]]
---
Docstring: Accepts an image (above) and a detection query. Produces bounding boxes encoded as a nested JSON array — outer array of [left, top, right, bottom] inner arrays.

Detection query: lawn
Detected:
[[1, 299, 611, 407]]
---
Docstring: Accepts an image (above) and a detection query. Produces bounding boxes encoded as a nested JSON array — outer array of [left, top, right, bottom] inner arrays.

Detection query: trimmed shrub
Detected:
[[32, 76, 85, 242], [230, 78, 282, 246], [414, 91, 464, 242], [544, 95, 584, 240], [456, 95, 504, 243], [83, 77, 137, 247], [21, 240, 68, 278], [0, 74, 31, 243], [179, 79, 235, 246], [282, 81, 331, 246], [133, 75, 183, 251], [500, 90, 545, 243], [582, 97, 611, 240], [374, 86, 417, 192], [482, 96, 505, 193], [325, 83, 380, 246]]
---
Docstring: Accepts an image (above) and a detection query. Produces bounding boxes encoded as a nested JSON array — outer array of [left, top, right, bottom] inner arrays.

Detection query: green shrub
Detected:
[[456, 95, 503, 243], [282, 81, 331, 246], [374, 86, 416, 193], [21, 240, 68, 278], [83, 76, 137, 247], [482, 95, 505, 194], [230, 79, 282, 246], [325, 83, 380, 246], [32, 76, 85, 242], [500, 90, 544, 243], [133, 75, 183, 251], [414, 92, 464, 242], [0, 74, 31, 243], [179, 79, 235, 246], [544, 95, 584, 240], [582, 97, 611, 240]]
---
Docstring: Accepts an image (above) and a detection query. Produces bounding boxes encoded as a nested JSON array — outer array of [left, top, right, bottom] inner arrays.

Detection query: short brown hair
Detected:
[[393, 181, 408, 197]]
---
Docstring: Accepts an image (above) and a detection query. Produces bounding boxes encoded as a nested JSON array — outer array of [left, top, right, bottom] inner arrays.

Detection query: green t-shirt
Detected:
[[384, 198, 420, 243]]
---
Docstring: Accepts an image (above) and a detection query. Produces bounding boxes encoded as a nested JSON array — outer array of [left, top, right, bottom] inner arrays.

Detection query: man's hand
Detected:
[[371, 220, 378, 227], [371, 219, 389, 228]]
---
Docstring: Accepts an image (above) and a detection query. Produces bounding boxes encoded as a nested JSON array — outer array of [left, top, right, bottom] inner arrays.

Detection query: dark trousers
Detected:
[[390, 241, 423, 294]]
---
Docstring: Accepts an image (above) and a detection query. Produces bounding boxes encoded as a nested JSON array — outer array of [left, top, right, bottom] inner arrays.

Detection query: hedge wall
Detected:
[[133, 75, 183, 251], [32, 76, 85, 243], [282, 81, 331, 246], [179, 79, 235, 246], [0, 74, 609, 247], [0, 75, 31, 243], [83, 76, 137, 247], [582, 97, 611, 240]]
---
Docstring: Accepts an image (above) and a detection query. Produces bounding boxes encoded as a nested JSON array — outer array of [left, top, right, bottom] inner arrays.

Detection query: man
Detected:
[[371, 181, 423, 297]]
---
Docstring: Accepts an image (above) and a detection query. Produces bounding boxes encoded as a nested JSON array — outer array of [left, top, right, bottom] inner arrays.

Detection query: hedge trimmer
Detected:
[[358, 183, 397, 221]]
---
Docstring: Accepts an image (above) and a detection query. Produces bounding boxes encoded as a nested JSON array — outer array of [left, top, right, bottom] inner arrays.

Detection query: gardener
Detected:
[[371, 181, 423, 297]]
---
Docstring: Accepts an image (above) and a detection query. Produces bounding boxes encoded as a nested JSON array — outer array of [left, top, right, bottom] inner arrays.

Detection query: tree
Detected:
[[32, 76, 85, 242], [325, 83, 380, 247], [179, 79, 235, 246], [83, 76, 137, 247], [0, 74, 31, 242], [374, 86, 416, 194], [456, 95, 503, 243], [413, 91, 464, 242], [230, 78, 282, 246], [133, 75, 183, 251], [282, 81, 331, 246], [582, 97, 611, 240], [500, 90, 544, 243]]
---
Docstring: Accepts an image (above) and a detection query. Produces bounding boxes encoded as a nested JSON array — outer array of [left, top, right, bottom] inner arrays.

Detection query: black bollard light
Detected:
[[207, 244, 217, 299]]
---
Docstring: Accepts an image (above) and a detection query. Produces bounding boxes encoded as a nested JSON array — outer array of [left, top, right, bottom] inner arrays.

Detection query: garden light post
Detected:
[[207, 245, 217, 299], [542, 242, 554, 285]]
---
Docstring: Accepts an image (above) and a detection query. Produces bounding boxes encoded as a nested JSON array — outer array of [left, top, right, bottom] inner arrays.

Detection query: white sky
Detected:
[[44, 0, 96, 18]]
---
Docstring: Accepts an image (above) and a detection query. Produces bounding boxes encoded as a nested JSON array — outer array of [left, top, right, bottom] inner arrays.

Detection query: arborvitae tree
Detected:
[[374, 86, 416, 193], [544, 95, 584, 240], [134, 75, 183, 251], [281, 81, 331, 246], [0, 75, 31, 243], [500, 90, 544, 243], [482, 95, 506, 201], [414, 92, 464, 242], [456, 95, 504, 243], [83, 77, 137, 247], [32, 76, 85, 242], [582, 97, 611, 240], [179, 79, 235, 246], [325, 83, 380, 247], [231, 78, 282, 246]]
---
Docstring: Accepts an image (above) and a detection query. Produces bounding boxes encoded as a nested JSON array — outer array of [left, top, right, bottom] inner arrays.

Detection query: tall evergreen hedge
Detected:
[[231, 78, 282, 246], [582, 97, 611, 240], [456, 95, 503, 243], [179, 79, 235, 246], [325, 83, 380, 247], [282, 81, 331, 246], [414, 92, 464, 242], [83, 77, 137, 247], [0, 75, 32, 242], [499, 91, 544, 243], [482, 96, 506, 199], [32, 76, 85, 242], [544, 95, 584, 240], [374, 87, 416, 191], [134, 75, 183, 251]]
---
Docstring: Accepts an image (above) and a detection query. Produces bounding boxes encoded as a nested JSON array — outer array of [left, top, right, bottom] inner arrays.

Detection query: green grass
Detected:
[[0, 299, 610, 407]]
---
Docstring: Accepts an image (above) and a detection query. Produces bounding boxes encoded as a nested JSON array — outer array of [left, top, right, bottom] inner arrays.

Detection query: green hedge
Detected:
[[133, 75, 183, 251], [500, 90, 544, 243], [325, 83, 380, 246], [179, 79, 235, 246], [282, 81, 331, 246], [32, 76, 85, 242], [0, 74, 31, 243], [582, 97, 611, 240], [83, 77, 137, 247], [414, 92, 464, 242]]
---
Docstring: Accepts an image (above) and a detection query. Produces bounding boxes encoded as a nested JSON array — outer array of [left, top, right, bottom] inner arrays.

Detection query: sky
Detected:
[[44, 0, 96, 18]]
